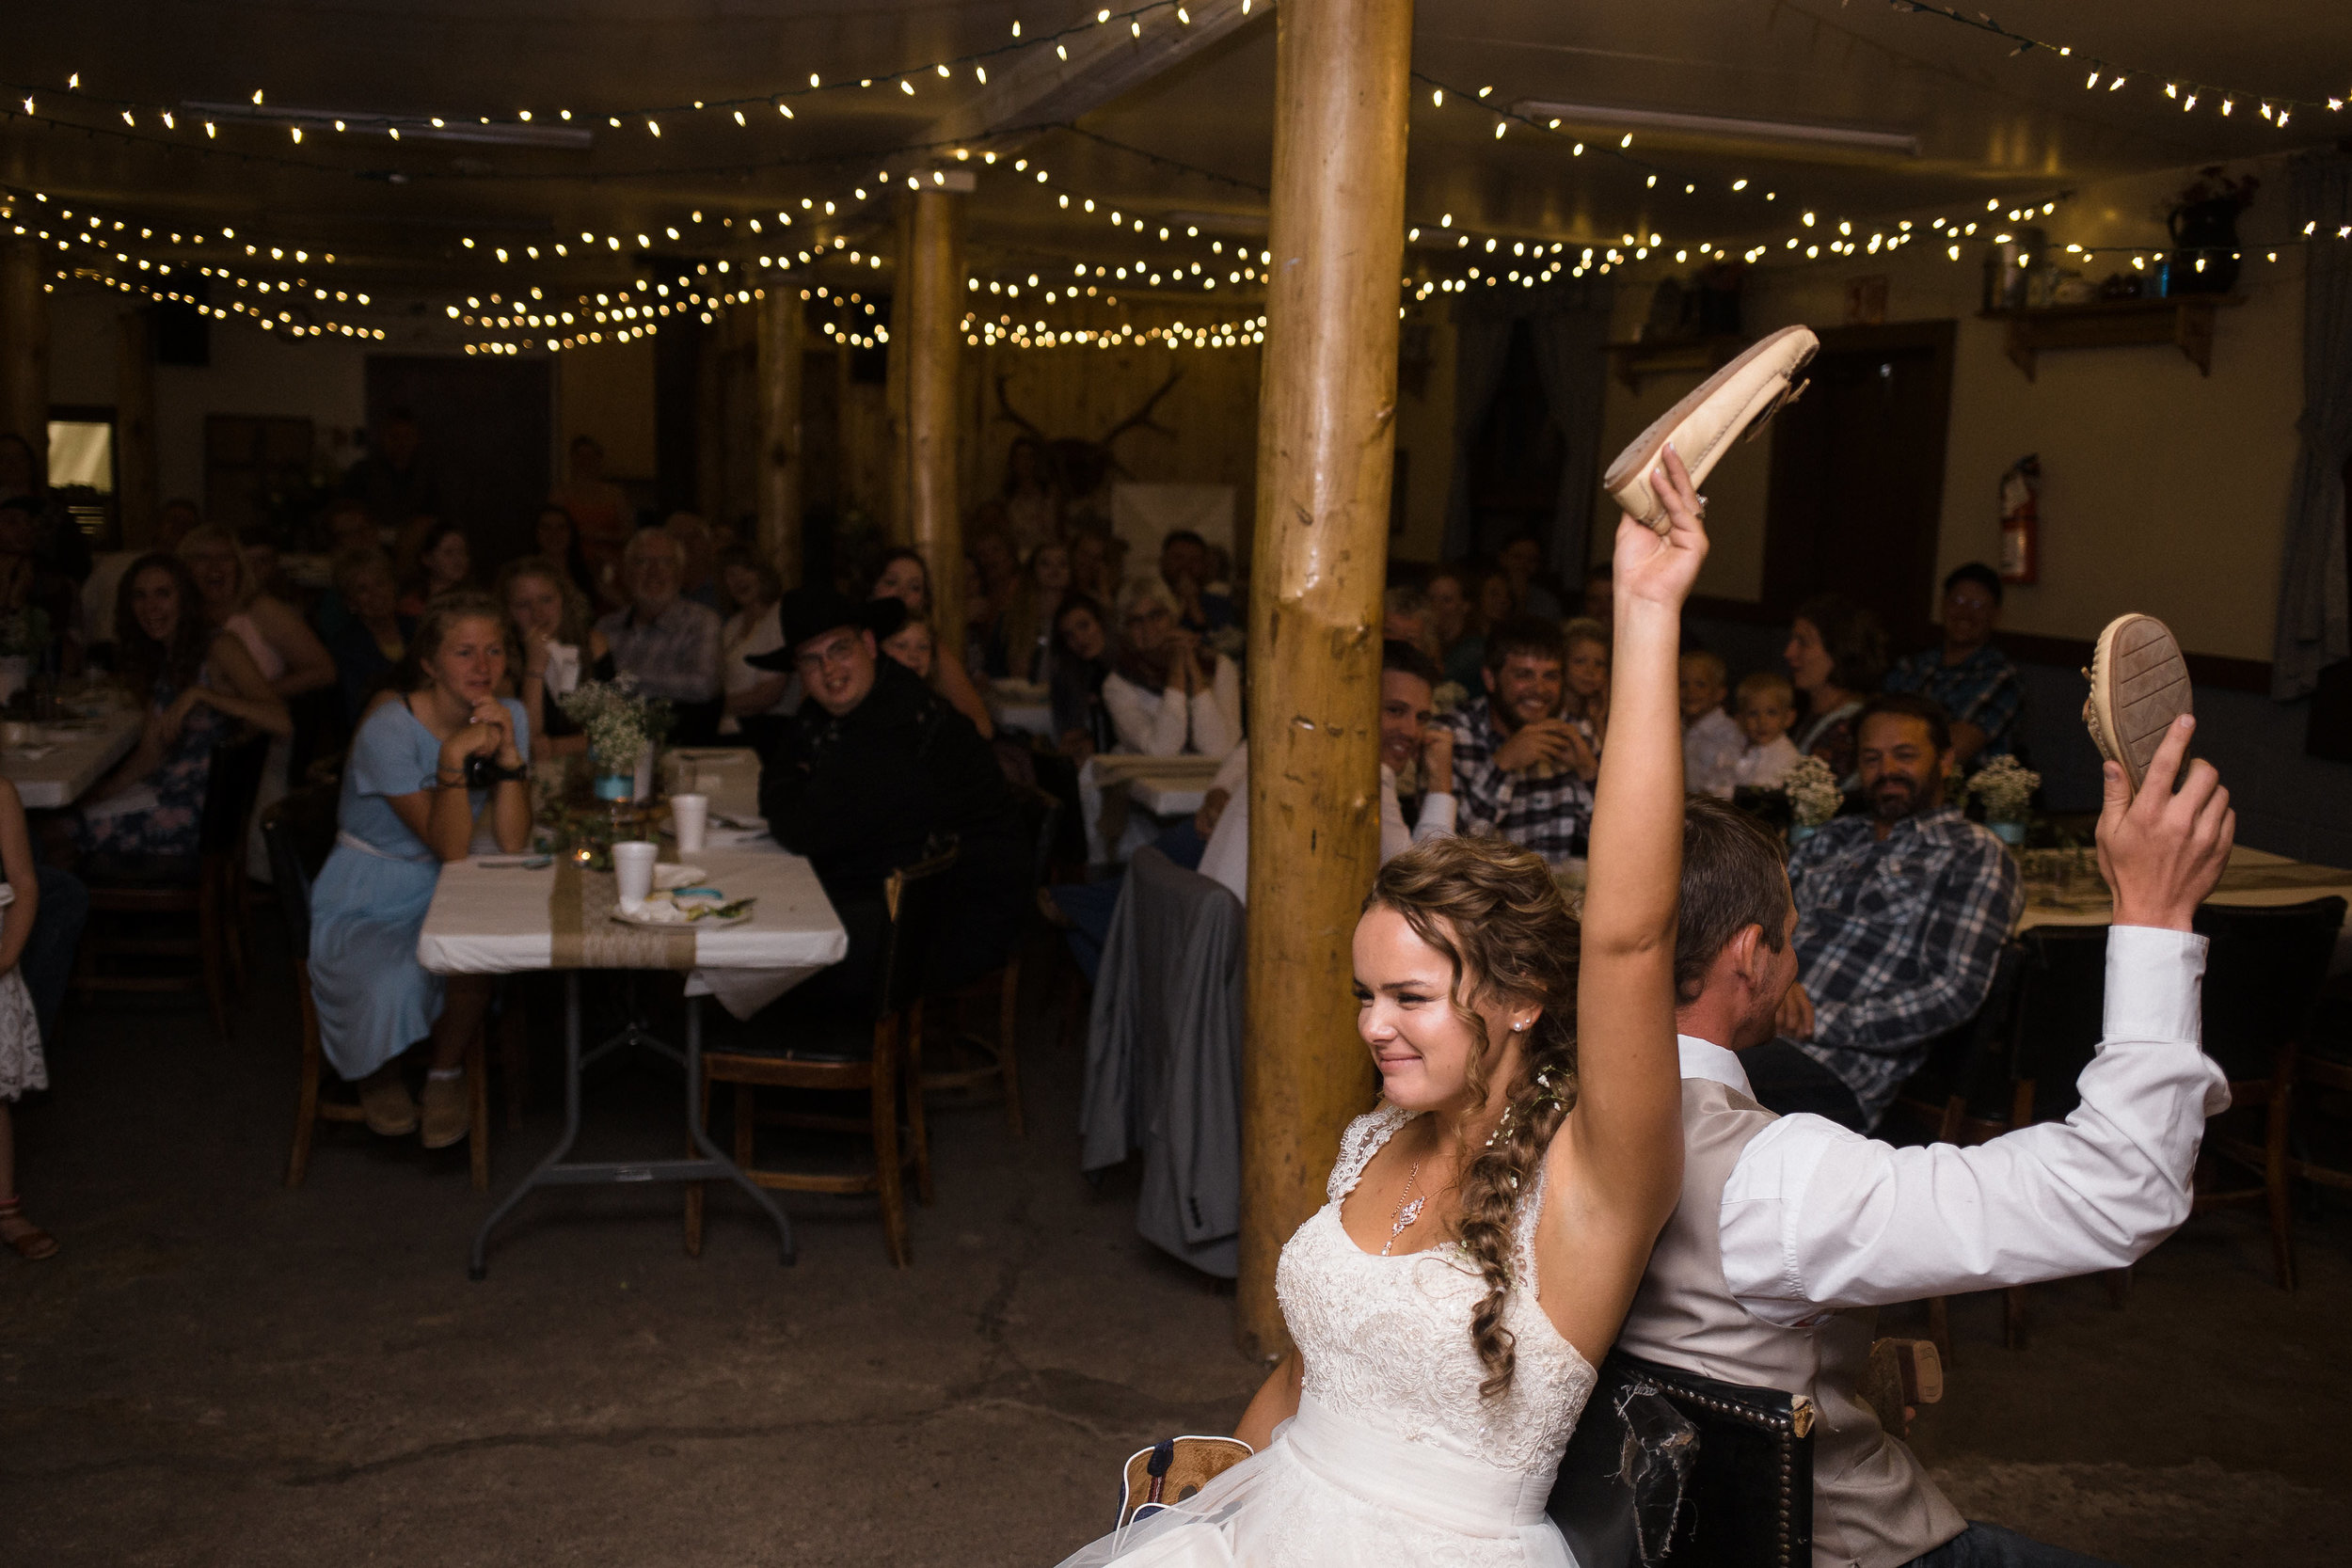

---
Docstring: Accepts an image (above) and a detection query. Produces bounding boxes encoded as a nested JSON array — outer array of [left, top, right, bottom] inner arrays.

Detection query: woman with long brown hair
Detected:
[[1056, 451, 1709, 1568]]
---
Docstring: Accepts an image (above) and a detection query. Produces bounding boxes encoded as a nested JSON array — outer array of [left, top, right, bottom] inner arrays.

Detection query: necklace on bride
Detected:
[[1381, 1161, 1427, 1256]]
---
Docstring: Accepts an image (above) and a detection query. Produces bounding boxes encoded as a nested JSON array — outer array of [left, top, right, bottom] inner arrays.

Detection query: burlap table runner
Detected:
[[548, 854, 698, 970], [2213, 861, 2352, 895]]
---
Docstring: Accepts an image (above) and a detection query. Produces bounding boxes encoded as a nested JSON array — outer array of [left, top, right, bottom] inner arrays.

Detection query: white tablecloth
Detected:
[[417, 844, 849, 1019], [1, 709, 142, 810]]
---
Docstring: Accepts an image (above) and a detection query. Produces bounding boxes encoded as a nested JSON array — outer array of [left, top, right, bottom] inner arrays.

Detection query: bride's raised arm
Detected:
[[1556, 449, 1708, 1248]]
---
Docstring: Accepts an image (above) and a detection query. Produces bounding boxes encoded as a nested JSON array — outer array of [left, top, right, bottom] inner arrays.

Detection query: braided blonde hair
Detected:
[[1364, 835, 1581, 1398]]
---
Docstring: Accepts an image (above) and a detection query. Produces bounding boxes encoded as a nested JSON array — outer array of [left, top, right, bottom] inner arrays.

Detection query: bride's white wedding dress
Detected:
[[1057, 1105, 1597, 1567]]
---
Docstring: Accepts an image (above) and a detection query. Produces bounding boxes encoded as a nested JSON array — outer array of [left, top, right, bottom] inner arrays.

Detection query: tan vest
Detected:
[[1614, 1079, 1965, 1568]]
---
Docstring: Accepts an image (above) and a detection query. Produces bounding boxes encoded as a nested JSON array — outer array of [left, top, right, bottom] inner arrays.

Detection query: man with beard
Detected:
[[1443, 615, 1597, 866], [1751, 692, 2021, 1131]]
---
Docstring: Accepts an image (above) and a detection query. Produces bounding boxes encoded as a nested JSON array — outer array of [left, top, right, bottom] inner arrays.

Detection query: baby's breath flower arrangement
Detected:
[[1780, 754, 1844, 830], [1967, 755, 2041, 825]]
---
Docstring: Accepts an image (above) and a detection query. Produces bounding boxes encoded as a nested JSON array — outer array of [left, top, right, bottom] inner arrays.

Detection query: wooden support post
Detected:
[[1237, 0, 1414, 1362], [902, 188, 967, 656], [0, 236, 50, 477], [116, 309, 158, 547], [756, 285, 804, 589]]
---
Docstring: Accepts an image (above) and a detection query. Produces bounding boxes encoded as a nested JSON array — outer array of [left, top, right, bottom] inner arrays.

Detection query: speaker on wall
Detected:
[[152, 281, 210, 367]]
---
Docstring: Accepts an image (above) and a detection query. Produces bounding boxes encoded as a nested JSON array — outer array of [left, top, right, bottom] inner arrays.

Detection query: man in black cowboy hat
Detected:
[[749, 588, 1026, 996]]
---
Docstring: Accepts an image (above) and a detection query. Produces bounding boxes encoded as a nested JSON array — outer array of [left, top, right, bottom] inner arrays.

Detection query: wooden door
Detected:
[[1762, 321, 1956, 650], [362, 356, 552, 572]]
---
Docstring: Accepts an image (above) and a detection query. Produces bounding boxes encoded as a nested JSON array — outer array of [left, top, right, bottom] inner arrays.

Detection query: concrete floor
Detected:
[[5, 927, 2348, 1567]]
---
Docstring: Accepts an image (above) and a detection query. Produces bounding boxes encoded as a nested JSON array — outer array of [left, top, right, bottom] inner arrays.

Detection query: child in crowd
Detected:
[[1562, 616, 1612, 759], [1729, 670, 1801, 791], [1678, 649, 1742, 797]]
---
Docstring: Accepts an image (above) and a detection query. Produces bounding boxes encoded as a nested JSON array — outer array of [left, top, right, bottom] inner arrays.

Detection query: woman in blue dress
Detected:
[[309, 593, 531, 1149]]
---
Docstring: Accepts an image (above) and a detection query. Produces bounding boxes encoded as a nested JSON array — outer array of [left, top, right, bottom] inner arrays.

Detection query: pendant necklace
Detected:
[[1382, 1161, 1427, 1256]]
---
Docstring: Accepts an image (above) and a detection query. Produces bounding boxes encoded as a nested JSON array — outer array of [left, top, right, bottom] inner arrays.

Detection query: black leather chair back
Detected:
[[1899, 941, 2025, 1127], [2010, 924, 2108, 1122], [1548, 1352, 1814, 1568], [198, 736, 274, 857], [2194, 896, 2346, 1081], [877, 849, 959, 1022]]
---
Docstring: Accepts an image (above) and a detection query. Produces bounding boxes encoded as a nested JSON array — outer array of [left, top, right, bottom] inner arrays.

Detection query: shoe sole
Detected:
[[2083, 613, 2191, 794], [420, 1125, 469, 1150], [1603, 324, 1818, 532]]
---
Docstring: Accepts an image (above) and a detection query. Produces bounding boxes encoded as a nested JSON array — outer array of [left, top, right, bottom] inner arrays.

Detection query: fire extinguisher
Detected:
[[1999, 454, 2040, 586]]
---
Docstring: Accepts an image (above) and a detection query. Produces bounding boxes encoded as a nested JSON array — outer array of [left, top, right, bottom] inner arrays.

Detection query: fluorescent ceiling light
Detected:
[[1512, 101, 1918, 157], [183, 103, 593, 150]]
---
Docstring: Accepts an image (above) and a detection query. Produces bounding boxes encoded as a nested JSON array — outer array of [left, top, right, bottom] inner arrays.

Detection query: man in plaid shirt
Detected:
[[1755, 692, 2022, 1131], [1443, 615, 1597, 866], [1883, 562, 2023, 766]]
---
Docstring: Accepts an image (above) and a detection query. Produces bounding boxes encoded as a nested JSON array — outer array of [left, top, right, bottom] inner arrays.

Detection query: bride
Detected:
[[1058, 450, 1709, 1568]]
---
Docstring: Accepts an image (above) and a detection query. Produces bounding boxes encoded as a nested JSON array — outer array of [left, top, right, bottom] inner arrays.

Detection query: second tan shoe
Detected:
[[1604, 325, 1819, 532], [358, 1065, 419, 1137], [2083, 613, 2192, 795], [420, 1069, 470, 1149]]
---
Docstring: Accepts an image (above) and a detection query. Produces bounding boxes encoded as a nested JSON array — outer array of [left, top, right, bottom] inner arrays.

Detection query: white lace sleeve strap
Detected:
[[1327, 1104, 1414, 1202]]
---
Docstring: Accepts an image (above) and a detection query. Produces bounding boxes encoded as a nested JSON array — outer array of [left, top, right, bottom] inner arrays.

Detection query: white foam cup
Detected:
[[671, 793, 709, 854], [612, 841, 659, 911]]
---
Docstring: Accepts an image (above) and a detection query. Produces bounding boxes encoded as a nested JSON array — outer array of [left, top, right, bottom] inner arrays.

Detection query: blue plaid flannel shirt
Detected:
[[1788, 806, 2023, 1125], [1443, 696, 1595, 867], [1883, 642, 2023, 760]]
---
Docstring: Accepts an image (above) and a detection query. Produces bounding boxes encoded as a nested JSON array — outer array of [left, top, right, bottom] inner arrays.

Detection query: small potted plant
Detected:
[[1966, 754, 2041, 847], [1779, 754, 1843, 846], [558, 677, 672, 802]]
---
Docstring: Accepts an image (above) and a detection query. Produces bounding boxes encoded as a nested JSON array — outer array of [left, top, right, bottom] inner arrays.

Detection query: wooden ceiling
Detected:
[[7, 1, 2345, 324]]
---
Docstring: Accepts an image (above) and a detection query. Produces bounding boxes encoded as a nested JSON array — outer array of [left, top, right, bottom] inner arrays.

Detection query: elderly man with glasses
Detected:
[[596, 528, 724, 741]]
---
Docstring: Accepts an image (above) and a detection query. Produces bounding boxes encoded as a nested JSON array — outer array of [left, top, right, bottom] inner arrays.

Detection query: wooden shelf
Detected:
[[1981, 296, 2241, 382], [1603, 336, 1744, 393]]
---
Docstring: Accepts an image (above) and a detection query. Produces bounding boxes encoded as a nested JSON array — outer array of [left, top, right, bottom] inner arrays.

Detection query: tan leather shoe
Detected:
[[2083, 613, 2192, 795], [420, 1070, 470, 1149], [1604, 325, 1819, 532], [358, 1066, 419, 1137]]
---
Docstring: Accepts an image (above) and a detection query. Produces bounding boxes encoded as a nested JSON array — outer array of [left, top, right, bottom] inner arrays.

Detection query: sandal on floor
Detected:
[[0, 1199, 58, 1261]]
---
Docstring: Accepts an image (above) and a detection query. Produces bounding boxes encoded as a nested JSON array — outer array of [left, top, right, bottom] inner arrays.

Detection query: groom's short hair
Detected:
[[1675, 796, 1792, 1005]]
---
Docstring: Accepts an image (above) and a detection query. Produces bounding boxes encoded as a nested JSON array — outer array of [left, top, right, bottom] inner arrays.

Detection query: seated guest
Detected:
[[0, 498, 83, 672], [1381, 584, 1444, 672], [751, 590, 1026, 995], [1444, 616, 1595, 865], [1625, 748, 2229, 1568], [1474, 565, 1515, 630], [879, 606, 938, 682], [967, 529, 1021, 650], [1563, 614, 1611, 754], [1497, 532, 1565, 620], [1728, 670, 1801, 791], [663, 512, 721, 609], [180, 524, 335, 705], [1422, 564, 1485, 691], [395, 520, 475, 617], [1158, 529, 1235, 637], [1580, 561, 1614, 631], [715, 548, 794, 742], [532, 502, 602, 606], [309, 501, 380, 649], [1049, 594, 1114, 759], [550, 434, 633, 608], [597, 529, 723, 742], [1883, 562, 2022, 768], [1196, 641, 1456, 906], [0, 776, 57, 1260], [1763, 693, 2022, 1130], [869, 546, 993, 738], [1102, 579, 1241, 758], [59, 555, 289, 878], [1069, 524, 1126, 607], [326, 549, 416, 730], [498, 556, 606, 758], [988, 541, 1072, 684], [309, 595, 531, 1147], [1679, 649, 1743, 798], [1784, 593, 1885, 785]]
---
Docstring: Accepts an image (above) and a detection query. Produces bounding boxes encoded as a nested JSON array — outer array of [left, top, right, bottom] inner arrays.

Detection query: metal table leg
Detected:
[[469, 978, 796, 1278]]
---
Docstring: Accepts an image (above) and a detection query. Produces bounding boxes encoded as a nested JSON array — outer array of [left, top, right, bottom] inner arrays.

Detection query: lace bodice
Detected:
[[1276, 1106, 1597, 1475]]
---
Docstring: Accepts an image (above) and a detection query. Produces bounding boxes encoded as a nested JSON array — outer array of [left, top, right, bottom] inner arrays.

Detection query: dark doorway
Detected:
[[1468, 321, 1565, 562], [1761, 321, 1956, 650], [363, 356, 552, 573]]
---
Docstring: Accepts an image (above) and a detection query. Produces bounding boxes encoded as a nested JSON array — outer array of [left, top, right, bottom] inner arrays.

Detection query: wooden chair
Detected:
[[265, 789, 491, 1192], [2189, 896, 2346, 1291], [1884, 942, 2024, 1360], [71, 735, 271, 1041], [2290, 978, 2352, 1196], [687, 849, 957, 1267], [921, 786, 1062, 1139]]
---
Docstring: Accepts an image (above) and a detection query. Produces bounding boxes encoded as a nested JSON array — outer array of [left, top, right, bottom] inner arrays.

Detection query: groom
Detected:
[[1619, 714, 2233, 1568]]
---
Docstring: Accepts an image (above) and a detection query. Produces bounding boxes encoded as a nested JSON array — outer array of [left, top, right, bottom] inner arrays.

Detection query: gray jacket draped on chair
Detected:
[[1078, 846, 1246, 1277]]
